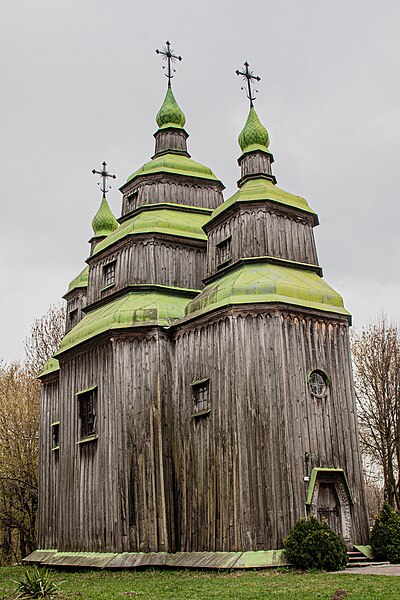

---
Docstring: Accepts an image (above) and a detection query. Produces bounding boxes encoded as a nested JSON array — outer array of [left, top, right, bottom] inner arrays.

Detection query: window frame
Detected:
[[51, 421, 60, 451], [76, 386, 98, 443], [102, 260, 116, 290], [308, 370, 329, 399], [191, 377, 211, 417], [217, 236, 232, 267]]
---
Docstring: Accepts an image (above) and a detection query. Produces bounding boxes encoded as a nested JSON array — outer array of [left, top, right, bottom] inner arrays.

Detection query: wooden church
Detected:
[[28, 46, 370, 568]]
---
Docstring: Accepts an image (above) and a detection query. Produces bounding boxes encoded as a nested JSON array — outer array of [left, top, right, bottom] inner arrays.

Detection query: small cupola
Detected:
[[90, 162, 118, 253], [236, 62, 276, 187], [153, 41, 190, 158]]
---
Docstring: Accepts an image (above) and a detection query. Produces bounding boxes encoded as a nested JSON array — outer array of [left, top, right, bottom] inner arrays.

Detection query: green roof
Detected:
[[127, 153, 219, 183], [209, 177, 316, 223], [38, 357, 60, 379], [238, 106, 271, 155], [185, 259, 349, 319], [67, 266, 89, 294], [93, 205, 209, 256], [92, 196, 118, 237], [156, 85, 186, 129], [56, 289, 192, 354]]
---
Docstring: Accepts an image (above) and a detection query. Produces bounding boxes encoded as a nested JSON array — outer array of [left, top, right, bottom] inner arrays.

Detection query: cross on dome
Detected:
[[156, 41, 182, 85], [236, 61, 261, 107], [92, 161, 116, 195]]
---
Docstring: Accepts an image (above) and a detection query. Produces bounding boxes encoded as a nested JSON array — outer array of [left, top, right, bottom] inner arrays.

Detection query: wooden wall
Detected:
[[87, 238, 206, 306], [121, 176, 224, 217], [40, 309, 369, 554], [172, 309, 369, 551], [206, 206, 318, 277], [38, 377, 59, 550], [41, 332, 174, 554]]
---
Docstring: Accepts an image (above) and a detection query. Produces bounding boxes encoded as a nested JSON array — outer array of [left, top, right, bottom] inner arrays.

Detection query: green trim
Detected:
[[185, 259, 349, 320], [76, 385, 97, 396], [76, 435, 98, 445], [51, 446, 60, 452], [209, 177, 316, 223], [66, 266, 89, 294], [93, 205, 210, 256], [204, 256, 322, 286], [191, 409, 211, 418], [119, 202, 213, 224], [57, 289, 192, 354], [100, 283, 115, 293], [38, 358, 60, 379], [127, 153, 219, 184], [190, 377, 210, 387], [354, 545, 375, 559], [51, 421, 60, 427], [306, 468, 354, 505]]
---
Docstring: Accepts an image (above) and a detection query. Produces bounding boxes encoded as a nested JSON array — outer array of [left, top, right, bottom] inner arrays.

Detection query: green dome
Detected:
[[57, 290, 191, 354], [185, 259, 349, 319], [156, 85, 186, 129], [92, 196, 118, 237], [127, 152, 218, 183], [238, 106, 270, 154], [93, 205, 209, 256]]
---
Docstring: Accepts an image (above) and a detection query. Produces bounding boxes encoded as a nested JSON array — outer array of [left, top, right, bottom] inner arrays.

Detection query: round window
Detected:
[[308, 370, 328, 398]]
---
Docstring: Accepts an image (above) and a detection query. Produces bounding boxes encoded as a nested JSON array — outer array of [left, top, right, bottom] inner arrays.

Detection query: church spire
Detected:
[[153, 41, 189, 157], [235, 62, 275, 186]]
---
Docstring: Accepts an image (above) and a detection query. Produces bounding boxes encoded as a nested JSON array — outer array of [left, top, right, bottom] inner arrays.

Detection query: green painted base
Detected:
[[23, 549, 289, 570]]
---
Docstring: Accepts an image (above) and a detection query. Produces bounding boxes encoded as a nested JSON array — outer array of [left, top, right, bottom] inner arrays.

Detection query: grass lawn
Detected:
[[0, 566, 400, 599]]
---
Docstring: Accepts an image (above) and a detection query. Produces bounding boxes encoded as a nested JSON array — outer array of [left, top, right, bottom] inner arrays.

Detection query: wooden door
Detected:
[[317, 482, 341, 535]]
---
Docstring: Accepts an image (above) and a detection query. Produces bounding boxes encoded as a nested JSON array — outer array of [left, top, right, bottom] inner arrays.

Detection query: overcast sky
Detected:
[[1, 0, 399, 363]]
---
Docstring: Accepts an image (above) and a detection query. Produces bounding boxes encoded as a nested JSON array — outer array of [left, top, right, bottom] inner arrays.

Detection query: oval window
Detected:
[[308, 370, 328, 398]]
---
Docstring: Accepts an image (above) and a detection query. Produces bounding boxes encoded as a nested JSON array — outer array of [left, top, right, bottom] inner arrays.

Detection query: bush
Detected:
[[284, 516, 348, 571], [13, 565, 59, 599], [370, 503, 400, 563]]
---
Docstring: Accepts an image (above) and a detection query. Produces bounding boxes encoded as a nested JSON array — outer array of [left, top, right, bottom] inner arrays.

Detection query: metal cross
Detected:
[[91, 161, 116, 195], [156, 41, 182, 84], [236, 61, 261, 107]]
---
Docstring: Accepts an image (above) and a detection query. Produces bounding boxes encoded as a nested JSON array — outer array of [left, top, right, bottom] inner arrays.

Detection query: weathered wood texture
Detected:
[[56, 341, 123, 552], [120, 175, 223, 217], [206, 207, 318, 276], [38, 377, 59, 550], [172, 310, 369, 551], [65, 290, 87, 333], [154, 129, 188, 156], [239, 153, 273, 180], [112, 332, 174, 552], [86, 238, 205, 306], [42, 333, 174, 554]]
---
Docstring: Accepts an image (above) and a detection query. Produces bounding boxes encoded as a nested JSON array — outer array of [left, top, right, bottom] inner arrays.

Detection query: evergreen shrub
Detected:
[[284, 516, 347, 571], [370, 503, 400, 563]]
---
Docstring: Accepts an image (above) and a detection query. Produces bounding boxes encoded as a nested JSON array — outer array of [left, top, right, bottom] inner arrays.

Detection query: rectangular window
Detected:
[[217, 237, 232, 266], [51, 422, 60, 450], [69, 308, 78, 328], [191, 378, 210, 415], [127, 191, 138, 210], [77, 387, 97, 440], [103, 262, 116, 287]]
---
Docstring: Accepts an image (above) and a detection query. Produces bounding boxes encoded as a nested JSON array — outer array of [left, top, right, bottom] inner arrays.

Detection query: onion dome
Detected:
[[156, 85, 186, 130], [92, 196, 118, 237], [238, 106, 270, 154]]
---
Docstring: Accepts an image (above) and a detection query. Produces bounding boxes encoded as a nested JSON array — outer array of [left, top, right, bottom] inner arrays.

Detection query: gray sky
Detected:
[[1, 0, 399, 363]]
